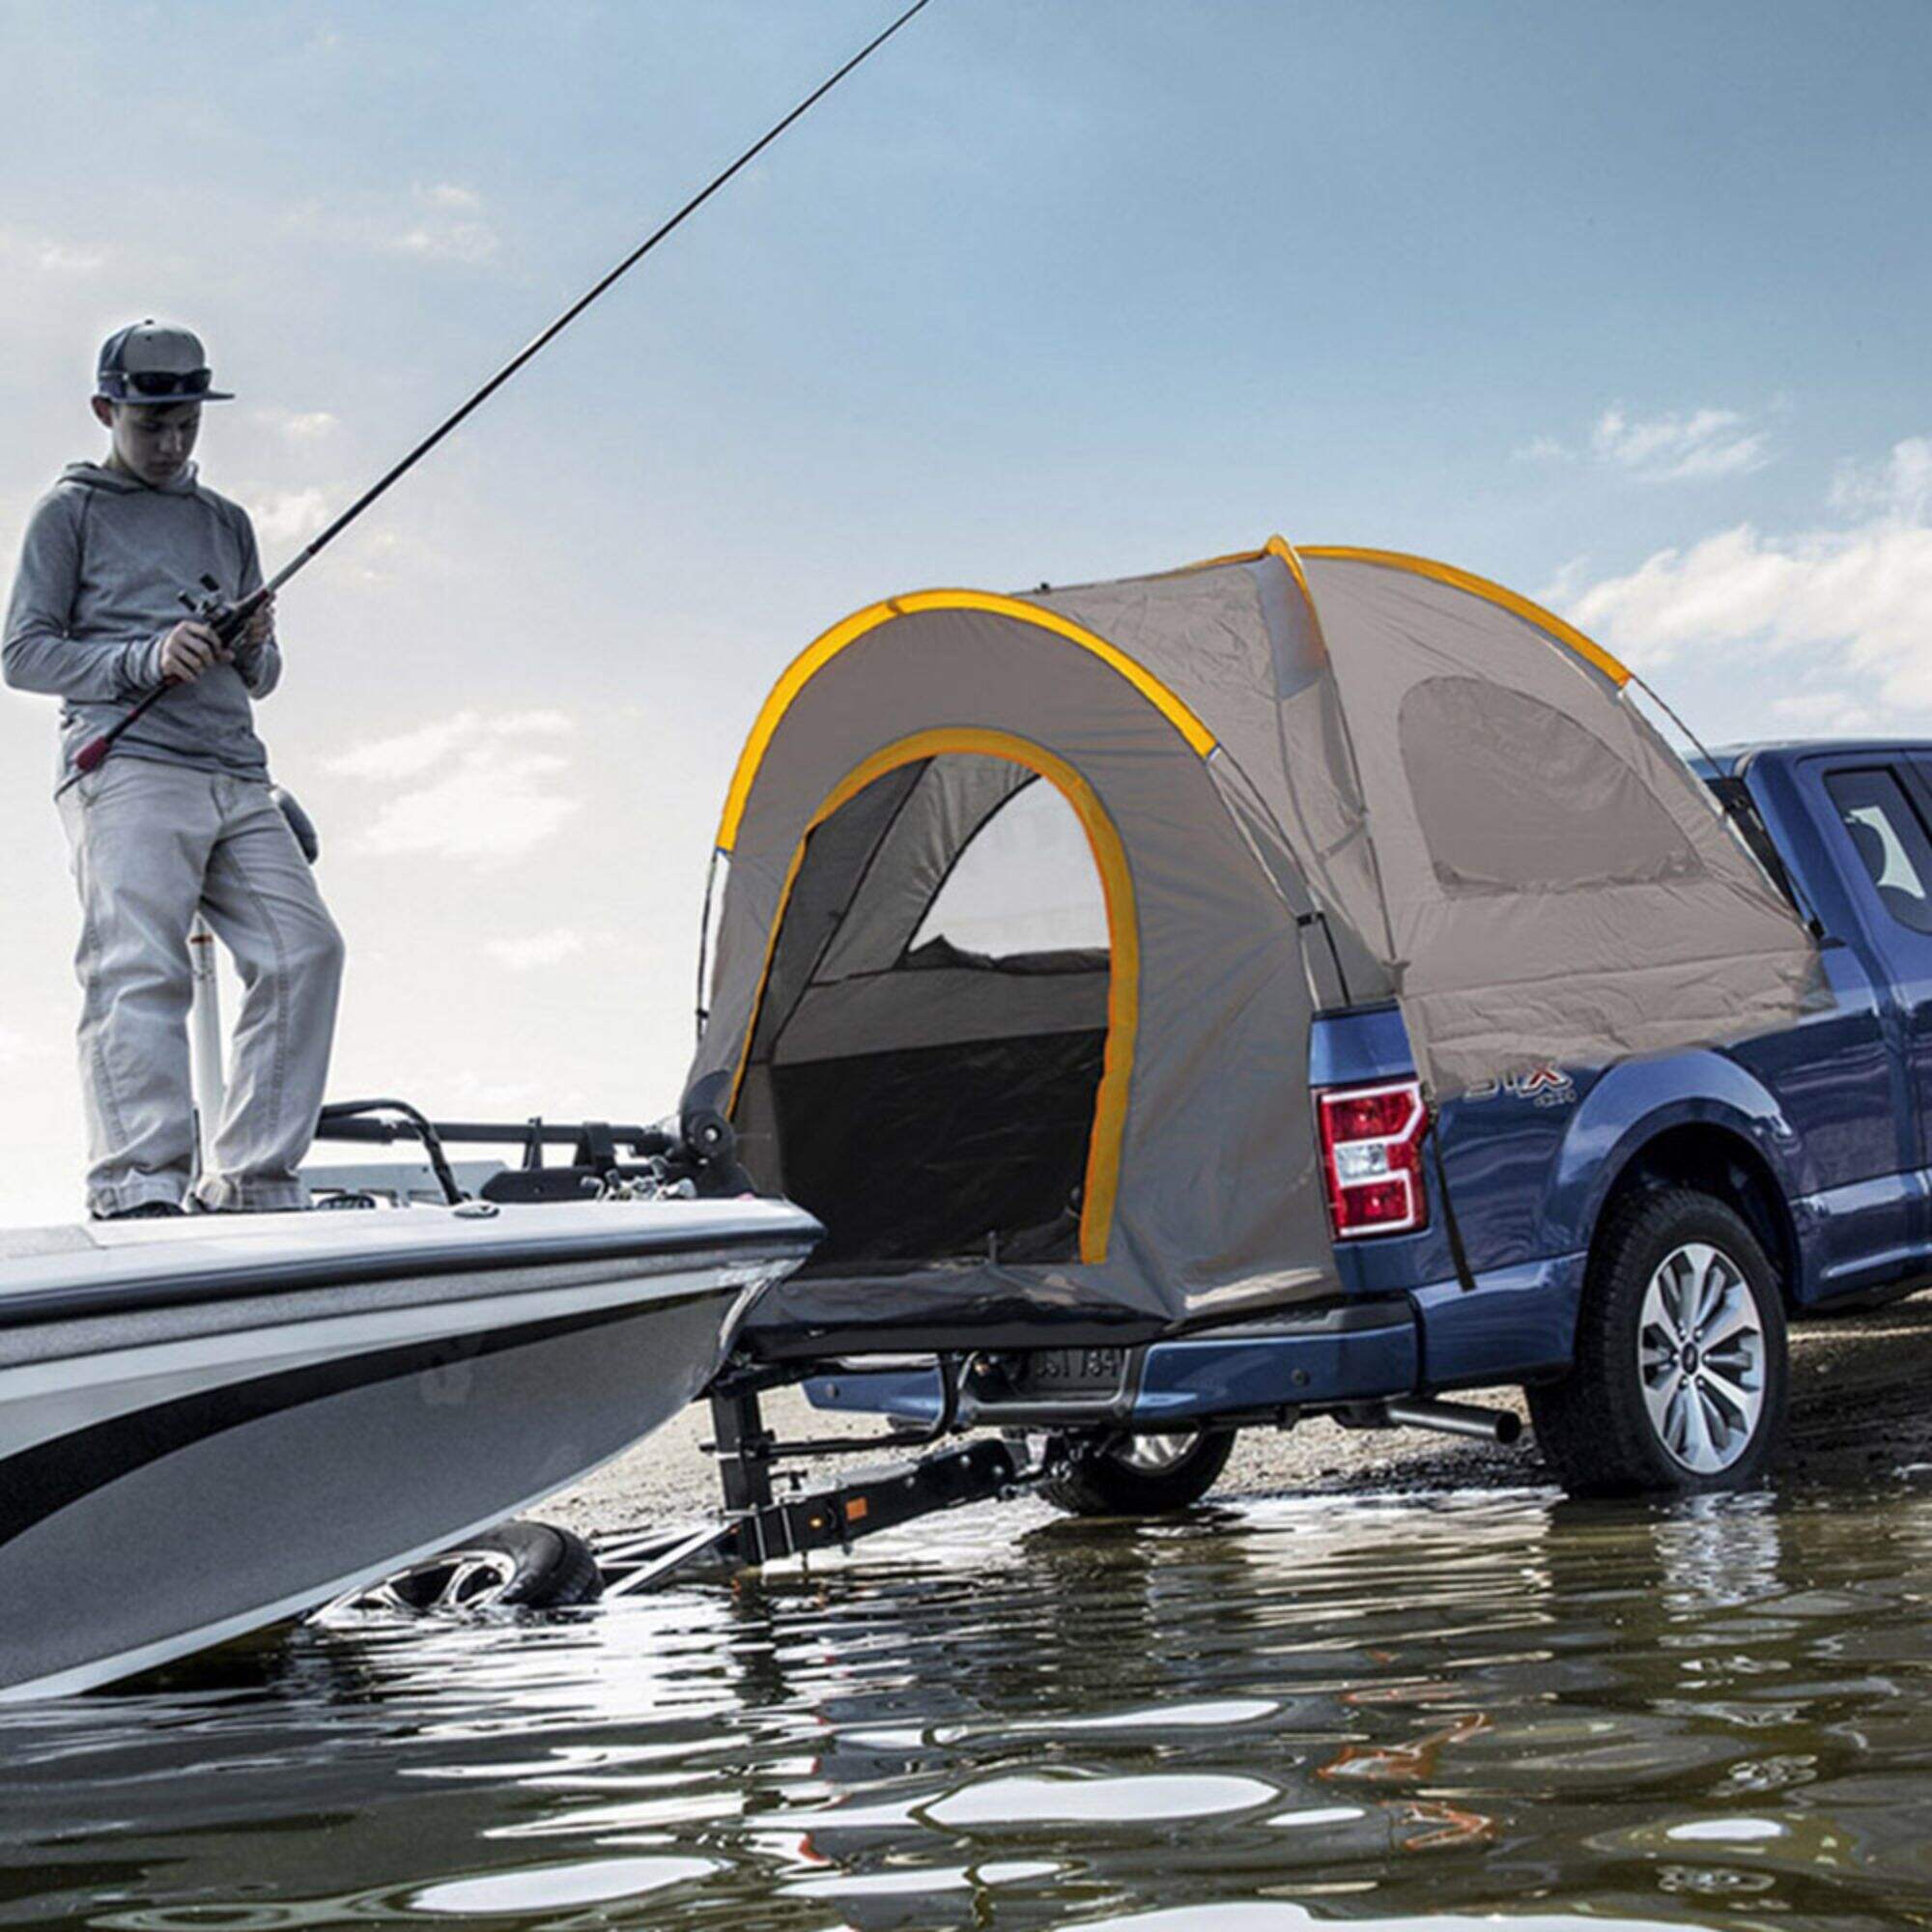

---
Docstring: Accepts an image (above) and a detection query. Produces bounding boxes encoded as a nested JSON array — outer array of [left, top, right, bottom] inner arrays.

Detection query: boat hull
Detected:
[[0, 1205, 816, 1700]]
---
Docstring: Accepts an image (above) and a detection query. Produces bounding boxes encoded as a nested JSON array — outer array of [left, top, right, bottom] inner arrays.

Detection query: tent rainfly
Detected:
[[685, 540, 1826, 1352]]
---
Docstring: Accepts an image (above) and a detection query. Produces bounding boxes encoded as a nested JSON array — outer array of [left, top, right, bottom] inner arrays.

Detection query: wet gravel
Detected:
[[549, 1285, 1932, 1535]]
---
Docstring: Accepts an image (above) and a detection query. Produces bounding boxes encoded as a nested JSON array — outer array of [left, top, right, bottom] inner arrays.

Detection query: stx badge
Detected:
[[1467, 1066, 1577, 1109]]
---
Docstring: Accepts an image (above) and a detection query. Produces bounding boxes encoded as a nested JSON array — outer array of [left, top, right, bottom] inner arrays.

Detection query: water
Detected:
[[7, 1481, 1932, 1929]]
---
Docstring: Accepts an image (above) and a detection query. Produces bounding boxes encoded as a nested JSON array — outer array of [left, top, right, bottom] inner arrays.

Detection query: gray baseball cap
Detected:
[[96, 320, 234, 405]]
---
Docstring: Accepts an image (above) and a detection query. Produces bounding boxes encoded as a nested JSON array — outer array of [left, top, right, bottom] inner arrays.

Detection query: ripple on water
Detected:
[[411, 1854, 719, 1916], [6, 1485, 1932, 1930]]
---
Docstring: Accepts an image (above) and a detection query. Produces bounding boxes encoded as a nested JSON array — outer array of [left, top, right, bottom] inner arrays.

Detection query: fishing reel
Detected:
[[178, 574, 266, 646], [71, 578, 269, 775]]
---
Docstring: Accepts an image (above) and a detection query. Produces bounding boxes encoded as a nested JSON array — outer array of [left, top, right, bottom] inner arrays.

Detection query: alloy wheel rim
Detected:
[[354, 1548, 522, 1613], [1113, 1434, 1198, 1474], [1637, 1241, 1767, 1474]]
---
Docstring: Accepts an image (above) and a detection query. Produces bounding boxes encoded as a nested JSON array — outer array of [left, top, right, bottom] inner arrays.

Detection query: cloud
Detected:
[[326, 709, 582, 861], [252, 488, 331, 545], [379, 184, 498, 266], [1548, 437, 1932, 713], [485, 927, 586, 971], [1830, 437, 1932, 522], [326, 708, 573, 781], [1767, 688, 1878, 735], [1591, 405, 1770, 481], [0, 1025, 30, 1067], [1517, 404, 1771, 482], [354, 756, 582, 861], [0, 225, 107, 274], [287, 183, 500, 268], [253, 408, 339, 442]]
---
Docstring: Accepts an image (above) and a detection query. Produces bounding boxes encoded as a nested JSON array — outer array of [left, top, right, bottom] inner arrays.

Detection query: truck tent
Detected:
[[685, 539, 1825, 1350]]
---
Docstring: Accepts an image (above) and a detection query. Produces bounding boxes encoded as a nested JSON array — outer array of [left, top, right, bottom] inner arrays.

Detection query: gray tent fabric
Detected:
[[1293, 551, 1828, 1094], [1033, 561, 1396, 1008], [687, 545, 1825, 1347], [691, 604, 1340, 1345], [812, 754, 1035, 983]]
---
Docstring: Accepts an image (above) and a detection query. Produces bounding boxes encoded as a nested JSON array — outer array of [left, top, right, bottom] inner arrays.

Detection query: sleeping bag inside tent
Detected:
[[686, 543, 1825, 1356]]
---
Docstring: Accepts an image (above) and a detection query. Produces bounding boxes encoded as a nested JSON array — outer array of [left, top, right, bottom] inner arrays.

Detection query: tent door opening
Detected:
[[728, 742, 1128, 1270]]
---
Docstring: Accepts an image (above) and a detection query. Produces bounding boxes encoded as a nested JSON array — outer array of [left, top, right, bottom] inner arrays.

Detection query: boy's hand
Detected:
[[157, 619, 231, 683], [238, 593, 275, 652]]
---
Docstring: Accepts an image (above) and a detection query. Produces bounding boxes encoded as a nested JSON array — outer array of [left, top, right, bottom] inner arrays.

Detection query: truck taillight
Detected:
[[1316, 1079, 1430, 1238]]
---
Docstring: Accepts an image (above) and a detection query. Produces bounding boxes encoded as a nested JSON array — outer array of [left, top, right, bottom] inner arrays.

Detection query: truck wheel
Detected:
[[1531, 1188, 1787, 1497], [1039, 1429, 1235, 1517]]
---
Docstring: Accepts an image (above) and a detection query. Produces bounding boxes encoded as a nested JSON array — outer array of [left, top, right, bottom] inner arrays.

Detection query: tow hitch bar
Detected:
[[594, 1383, 1027, 1596]]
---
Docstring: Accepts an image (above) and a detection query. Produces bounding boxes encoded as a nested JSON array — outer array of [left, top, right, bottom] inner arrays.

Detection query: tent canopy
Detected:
[[687, 541, 1824, 1351]]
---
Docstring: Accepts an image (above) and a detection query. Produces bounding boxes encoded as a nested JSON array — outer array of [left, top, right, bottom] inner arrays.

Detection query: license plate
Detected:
[[1012, 1346, 1128, 1398]]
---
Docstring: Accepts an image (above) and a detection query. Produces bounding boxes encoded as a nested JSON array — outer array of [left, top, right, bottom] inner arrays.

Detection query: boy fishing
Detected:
[[2, 322, 344, 1220]]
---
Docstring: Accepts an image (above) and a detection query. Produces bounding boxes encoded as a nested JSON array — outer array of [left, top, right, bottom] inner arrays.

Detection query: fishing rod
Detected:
[[72, 0, 935, 778]]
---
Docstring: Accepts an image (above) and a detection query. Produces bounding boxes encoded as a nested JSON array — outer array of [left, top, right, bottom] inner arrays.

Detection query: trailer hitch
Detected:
[[595, 1431, 1026, 1597]]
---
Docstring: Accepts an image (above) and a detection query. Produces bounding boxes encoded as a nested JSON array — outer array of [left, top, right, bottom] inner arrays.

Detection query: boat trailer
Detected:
[[593, 1365, 1036, 1597]]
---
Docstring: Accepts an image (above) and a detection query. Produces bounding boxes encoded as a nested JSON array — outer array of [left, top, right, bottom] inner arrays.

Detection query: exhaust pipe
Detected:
[[1379, 1399, 1521, 1445]]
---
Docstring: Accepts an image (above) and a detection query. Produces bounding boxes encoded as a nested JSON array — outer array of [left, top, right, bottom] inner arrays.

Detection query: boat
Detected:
[[0, 1192, 819, 1702]]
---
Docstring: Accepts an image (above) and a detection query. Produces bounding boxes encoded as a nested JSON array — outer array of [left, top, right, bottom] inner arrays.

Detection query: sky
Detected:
[[2, 0, 1929, 1223]]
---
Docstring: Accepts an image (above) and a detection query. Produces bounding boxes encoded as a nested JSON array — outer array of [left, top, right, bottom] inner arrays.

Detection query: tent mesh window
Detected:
[[746, 758, 1112, 1266], [1397, 677, 1702, 895]]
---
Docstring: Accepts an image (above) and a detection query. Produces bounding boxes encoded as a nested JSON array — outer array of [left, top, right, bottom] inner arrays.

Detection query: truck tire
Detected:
[[1531, 1188, 1787, 1497], [1040, 1429, 1235, 1517]]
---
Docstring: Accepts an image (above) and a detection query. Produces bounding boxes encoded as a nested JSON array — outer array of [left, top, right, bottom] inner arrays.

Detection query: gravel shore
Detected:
[[547, 1286, 1932, 1538]]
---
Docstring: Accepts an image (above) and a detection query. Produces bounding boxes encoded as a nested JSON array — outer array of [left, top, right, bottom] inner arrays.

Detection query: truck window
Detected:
[[1824, 768, 1932, 935]]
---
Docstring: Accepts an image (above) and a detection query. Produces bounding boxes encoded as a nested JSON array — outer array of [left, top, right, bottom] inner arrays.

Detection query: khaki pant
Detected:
[[57, 760, 345, 1216]]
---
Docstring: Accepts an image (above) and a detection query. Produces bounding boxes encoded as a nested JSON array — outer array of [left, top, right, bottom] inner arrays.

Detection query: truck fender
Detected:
[[1543, 1051, 1805, 1266]]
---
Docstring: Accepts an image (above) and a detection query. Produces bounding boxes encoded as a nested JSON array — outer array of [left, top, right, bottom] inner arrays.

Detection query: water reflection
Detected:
[[6, 1481, 1932, 1927]]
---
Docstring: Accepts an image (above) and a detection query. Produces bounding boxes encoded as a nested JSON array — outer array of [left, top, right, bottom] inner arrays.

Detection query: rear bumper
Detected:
[[804, 1298, 1419, 1430], [800, 1251, 1588, 1428]]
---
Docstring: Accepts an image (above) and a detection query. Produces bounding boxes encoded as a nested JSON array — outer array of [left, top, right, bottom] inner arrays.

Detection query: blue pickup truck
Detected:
[[807, 739, 1932, 1510]]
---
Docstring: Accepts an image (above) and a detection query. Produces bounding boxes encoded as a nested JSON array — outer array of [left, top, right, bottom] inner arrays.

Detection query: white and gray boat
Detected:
[[0, 1192, 819, 1702]]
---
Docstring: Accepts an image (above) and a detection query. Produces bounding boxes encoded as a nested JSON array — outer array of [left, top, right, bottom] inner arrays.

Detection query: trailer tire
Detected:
[[1531, 1188, 1787, 1498], [355, 1520, 605, 1613], [1040, 1429, 1235, 1517]]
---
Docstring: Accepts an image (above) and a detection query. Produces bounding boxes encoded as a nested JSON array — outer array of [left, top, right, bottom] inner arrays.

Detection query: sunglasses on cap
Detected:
[[103, 367, 213, 401]]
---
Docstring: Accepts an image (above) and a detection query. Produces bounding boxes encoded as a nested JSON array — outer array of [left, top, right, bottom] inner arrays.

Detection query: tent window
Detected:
[[1398, 676, 1699, 896], [912, 776, 1110, 958], [750, 752, 1116, 1267]]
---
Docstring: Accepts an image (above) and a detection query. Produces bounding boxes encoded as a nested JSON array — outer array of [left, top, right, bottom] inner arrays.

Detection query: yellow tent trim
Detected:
[[1058, 538, 1629, 692], [728, 726, 1138, 1264], [715, 589, 1218, 851], [1262, 533, 1316, 606], [1299, 545, 1632, 689]]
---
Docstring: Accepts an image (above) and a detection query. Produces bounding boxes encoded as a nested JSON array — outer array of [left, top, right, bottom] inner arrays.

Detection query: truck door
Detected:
[[1820, 762, 1932, 1208]]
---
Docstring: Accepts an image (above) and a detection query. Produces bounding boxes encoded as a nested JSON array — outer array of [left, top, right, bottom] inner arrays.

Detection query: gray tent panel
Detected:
[[1297, 551, 1828, 1093], [1034, 558, 1395, 1005]]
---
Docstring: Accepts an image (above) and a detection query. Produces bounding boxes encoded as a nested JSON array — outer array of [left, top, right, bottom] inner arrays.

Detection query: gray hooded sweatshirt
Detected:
[[3, 462, 280, 786]]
